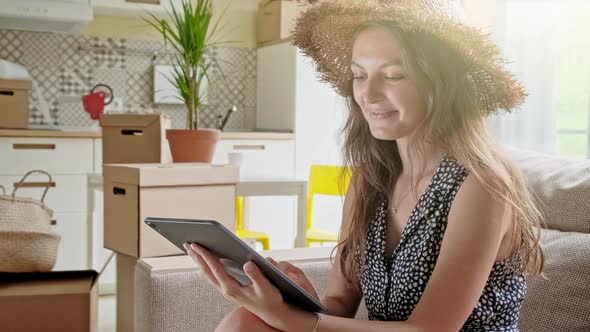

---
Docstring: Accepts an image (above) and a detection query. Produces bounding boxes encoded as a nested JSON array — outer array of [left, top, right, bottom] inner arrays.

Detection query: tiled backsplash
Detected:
[[0, 30, 257, 130]]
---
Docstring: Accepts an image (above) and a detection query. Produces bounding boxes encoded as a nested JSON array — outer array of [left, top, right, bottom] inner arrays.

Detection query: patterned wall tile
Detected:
[[243, 77, 257, 108], [87, 37, 126, 70], [28, 66, 60, 125], [21, 31, 60, 69], [59, 66, 93, 96], [1, 29, 256, 130], [93, 69, 129, 106], [0, 30, 23, 63], [126, 71, 153, 106], [58, 103, 96, 127], [158, 104, 187, 129], [59, 35, 94, 69]]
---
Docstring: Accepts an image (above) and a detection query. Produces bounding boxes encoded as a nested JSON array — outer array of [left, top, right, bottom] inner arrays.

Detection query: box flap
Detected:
[[0, 79, 32, 91], [0, 270, 98, 297], [99, 113, 169, 128], [103, 163, 240, 187]]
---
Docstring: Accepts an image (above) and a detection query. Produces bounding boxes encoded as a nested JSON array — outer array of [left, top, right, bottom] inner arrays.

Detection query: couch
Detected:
[[134, 149, 590, 332]]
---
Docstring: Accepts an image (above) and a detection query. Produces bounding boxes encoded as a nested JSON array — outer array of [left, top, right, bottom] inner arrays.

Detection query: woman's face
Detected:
[[351, 26, 428, 141]]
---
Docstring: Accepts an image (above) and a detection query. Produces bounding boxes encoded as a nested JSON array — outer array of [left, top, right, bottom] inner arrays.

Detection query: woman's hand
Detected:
[[184, 243, 292, 330], [267, 257, 320, 301]]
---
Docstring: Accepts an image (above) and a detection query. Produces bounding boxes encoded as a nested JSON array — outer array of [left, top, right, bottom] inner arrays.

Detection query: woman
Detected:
[[185, 1, 544, 331]]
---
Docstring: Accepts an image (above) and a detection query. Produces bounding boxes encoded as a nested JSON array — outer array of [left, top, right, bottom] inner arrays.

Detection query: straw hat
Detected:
[[292, 0, 526, 115]]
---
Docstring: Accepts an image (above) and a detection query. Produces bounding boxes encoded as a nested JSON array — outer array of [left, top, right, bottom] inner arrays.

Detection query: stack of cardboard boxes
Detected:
[[0, 79, 98, 332], [99, 113, 239, 331]]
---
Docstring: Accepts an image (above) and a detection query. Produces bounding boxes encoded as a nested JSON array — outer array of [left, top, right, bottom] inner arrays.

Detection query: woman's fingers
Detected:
[[273, 261, 319, 300], [184, 243, 221, 289], [243, 261, 276, 296], [185, 246, 221, 290], [189, 243, 243, 300]]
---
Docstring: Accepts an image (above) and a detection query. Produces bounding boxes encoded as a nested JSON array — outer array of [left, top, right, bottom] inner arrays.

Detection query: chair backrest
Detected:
[[307, 165, 352, 229]]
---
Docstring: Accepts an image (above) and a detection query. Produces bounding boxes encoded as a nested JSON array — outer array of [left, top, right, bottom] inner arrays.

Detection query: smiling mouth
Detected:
[[369, 110, 397, 119]]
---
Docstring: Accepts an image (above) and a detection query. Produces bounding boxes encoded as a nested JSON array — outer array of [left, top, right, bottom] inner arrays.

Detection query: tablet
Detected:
[[144, 217, 327, 313]]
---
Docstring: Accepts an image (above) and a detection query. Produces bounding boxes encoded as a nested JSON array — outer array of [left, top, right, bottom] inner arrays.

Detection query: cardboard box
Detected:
[[0, 79, 31, 129], [257, 0, 310, 46], [0, 270, 98, 332], [103, 163, 239, 258], [99, 113, 173, 164]]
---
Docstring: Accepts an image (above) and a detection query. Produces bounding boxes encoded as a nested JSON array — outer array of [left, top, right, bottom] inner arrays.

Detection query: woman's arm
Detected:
[[277, 173, 511, 331], [320, 178, 363, 318]]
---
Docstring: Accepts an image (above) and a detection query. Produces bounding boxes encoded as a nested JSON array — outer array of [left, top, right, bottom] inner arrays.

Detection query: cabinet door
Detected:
[[52, 212, 88, 271], [94, 138, 103, 174], [0, 138, 93, 175], [0, 175, 87, 213]]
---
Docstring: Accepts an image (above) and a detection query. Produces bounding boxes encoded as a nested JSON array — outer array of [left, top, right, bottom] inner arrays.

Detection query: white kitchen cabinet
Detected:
[[257, 42, 348, 236], [0, 175, 87, 213], [0, 137, 93, 175], [93, 138, 102, 174], [213, 139, 297, 249], [213, 139, 295, 180], [0, 136, 93, 271], [52, 212, 88, 271]]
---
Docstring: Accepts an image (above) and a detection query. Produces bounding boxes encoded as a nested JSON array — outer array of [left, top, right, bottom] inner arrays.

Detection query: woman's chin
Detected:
[[370, 127, 398, 141]]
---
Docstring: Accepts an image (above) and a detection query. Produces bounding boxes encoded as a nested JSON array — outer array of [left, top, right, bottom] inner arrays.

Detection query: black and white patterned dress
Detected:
[[359, 156, 526, 331]]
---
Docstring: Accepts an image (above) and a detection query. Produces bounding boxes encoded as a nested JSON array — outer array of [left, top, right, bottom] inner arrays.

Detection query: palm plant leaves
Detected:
[[144, 0, 225, 130]]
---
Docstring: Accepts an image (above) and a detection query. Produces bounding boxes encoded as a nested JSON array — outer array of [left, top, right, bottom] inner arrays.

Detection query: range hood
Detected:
[[0, 0, 94, 34]]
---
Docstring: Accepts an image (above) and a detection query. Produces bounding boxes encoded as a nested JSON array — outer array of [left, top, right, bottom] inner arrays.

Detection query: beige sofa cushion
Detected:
[[135, 249, 367, 332], [520, 229, 590, 331], [508, 148, 590, 233]]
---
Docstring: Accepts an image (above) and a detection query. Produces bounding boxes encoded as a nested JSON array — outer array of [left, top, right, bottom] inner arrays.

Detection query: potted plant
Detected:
[[146, 0, 227, 162]]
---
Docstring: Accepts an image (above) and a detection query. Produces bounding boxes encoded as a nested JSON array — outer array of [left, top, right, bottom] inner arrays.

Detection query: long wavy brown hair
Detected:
[[334, 21, 544, 291]]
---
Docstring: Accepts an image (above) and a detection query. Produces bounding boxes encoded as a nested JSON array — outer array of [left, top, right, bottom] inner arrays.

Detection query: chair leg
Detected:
[[259, 238, 270, 250]]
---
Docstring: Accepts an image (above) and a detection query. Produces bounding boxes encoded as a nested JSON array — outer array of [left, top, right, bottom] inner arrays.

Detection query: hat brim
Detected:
[[292, 1, 526, 115]]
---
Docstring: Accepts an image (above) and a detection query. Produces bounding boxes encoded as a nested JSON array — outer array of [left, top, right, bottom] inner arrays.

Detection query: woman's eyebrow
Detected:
[[351, 58, 404, 69]]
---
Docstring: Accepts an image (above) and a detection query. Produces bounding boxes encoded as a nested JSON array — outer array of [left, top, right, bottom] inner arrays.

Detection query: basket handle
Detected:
[[11, 170, 53, 203]]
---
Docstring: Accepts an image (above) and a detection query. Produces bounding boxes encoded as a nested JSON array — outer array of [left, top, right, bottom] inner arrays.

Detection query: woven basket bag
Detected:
[[0, 170, 61, 272]]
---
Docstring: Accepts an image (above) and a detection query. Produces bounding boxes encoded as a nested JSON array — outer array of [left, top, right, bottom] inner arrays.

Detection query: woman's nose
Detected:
[[362, 77, 385, 104]]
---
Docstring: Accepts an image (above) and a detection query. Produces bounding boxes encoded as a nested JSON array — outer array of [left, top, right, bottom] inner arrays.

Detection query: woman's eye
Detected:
[[385, 75, 405, 81], [352, 76, 366, 80]]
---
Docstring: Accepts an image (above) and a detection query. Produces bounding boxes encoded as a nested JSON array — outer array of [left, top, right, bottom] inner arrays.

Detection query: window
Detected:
[[469, 0, 590, 158]]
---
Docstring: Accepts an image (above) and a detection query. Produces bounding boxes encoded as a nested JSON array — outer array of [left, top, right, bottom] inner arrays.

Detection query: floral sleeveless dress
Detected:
[[359, 156, 526, 331]]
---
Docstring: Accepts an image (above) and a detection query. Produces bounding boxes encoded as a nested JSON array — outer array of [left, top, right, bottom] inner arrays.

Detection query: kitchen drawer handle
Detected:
[[51, 219, 57, 226], [13, 143, 56, 150], [233, 145, 265, 151], [121, 129, 143, 136], [14, 182, 56, 188], [113, 187, 127, 196], [0, 91, 15, 96]]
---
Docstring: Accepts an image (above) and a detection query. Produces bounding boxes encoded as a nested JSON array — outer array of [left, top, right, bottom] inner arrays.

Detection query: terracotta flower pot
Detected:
[[166, 129, 221, 163]]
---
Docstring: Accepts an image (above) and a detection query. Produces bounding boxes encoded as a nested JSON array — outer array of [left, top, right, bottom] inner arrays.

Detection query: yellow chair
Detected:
[[235, 196, 270, 250], [305, 165, 352, 247]]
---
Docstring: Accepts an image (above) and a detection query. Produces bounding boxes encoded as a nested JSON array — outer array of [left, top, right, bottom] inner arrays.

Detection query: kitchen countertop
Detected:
[[0, 129, 295, 140]]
